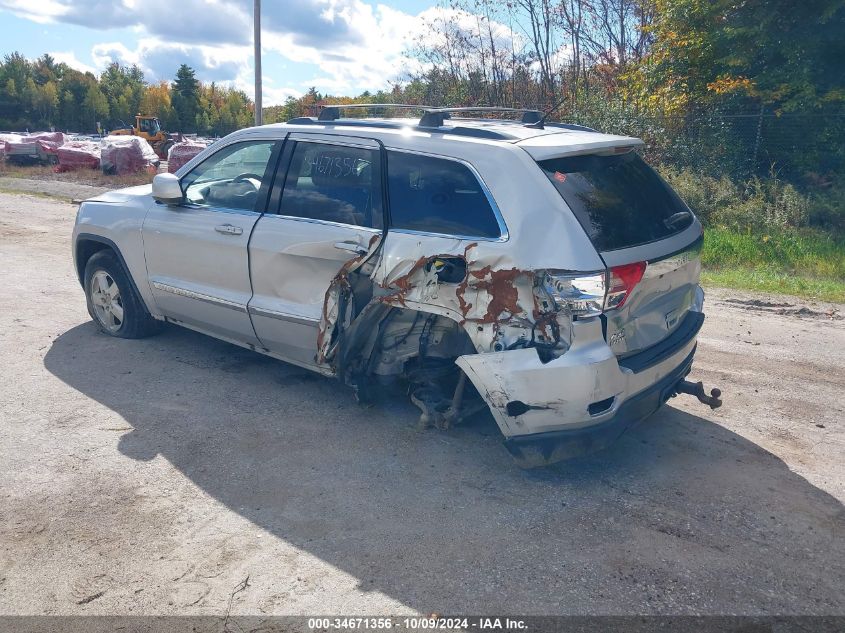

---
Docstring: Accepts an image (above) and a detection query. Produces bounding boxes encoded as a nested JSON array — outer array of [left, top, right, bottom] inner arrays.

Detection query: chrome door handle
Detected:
[[215, 224, 243, 235], [333, 241, 368, 255]]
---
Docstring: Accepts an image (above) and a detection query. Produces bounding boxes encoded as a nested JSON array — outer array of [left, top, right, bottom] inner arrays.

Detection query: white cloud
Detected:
[[92, 38, 250, 84], [0, 0, 521, 104], [264, 85, 304, 104], [48, 51, 99, 75], [259, 2, 431, 96], [0, 0, 66, 23]]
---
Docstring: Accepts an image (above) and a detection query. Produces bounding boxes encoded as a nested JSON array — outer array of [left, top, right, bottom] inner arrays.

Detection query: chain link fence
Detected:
[[567, 110, 845, 185]]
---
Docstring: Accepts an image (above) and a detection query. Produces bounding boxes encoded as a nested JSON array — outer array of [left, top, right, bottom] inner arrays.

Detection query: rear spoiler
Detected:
[[516, 131, 644, 161]]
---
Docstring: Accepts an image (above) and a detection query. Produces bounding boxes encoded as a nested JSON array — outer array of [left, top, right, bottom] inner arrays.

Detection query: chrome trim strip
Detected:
[[247, 305, 320, 326], [288, 133, 381, 150], [178, 203, 263, 217], [151, 281, 247, 313], [384, 147, 510, 242], [387, 227, 506, 243]]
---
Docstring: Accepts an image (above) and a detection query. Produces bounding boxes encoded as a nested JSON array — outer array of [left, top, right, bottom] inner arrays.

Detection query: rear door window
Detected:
[[278, 142, 381, 228], [387, 151, 502, 239], [538, 152, 694, 251]]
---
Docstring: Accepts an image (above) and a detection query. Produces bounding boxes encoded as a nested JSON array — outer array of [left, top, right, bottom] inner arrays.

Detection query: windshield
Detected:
[[538, 152, 694, 252]]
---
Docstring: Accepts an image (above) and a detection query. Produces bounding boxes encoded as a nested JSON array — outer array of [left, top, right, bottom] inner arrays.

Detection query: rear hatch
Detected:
[[522, 134, 702, 357]]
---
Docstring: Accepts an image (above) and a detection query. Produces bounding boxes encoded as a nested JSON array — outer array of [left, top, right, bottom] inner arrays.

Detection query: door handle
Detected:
[[333, 241, 368, 256], [215, 224, 243, 235]]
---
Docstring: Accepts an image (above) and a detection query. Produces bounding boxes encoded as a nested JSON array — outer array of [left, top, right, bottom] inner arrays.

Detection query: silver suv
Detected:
[[72, 105, 721, 467]]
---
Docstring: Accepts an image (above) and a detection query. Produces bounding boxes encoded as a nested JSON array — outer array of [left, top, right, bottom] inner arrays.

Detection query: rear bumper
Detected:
[[502, 346, 696, 467], [456, 306, 704, 467]]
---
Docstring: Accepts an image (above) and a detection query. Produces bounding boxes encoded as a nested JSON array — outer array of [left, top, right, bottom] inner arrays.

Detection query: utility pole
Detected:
[[253, 0, 263, 126]]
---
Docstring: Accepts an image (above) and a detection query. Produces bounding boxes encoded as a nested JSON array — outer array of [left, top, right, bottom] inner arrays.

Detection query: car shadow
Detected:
[[44, 322, 845, 614]]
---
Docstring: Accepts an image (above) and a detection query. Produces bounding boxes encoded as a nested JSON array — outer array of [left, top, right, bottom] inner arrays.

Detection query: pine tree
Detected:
[[171, 64, 200, 133]]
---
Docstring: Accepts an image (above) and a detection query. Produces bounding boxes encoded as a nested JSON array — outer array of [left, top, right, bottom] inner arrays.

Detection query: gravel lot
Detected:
[[0, 190, 843, 616]]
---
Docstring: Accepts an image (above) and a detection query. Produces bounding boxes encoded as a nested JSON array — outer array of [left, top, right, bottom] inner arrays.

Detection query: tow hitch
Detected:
[[674, 379, 723, 409]]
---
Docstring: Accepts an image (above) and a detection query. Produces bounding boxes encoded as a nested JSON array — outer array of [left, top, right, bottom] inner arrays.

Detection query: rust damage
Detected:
[[318, 238, 564, 368], [376, 241, 538, 326], [376, 242, 557, 338], [457, 266, 525, 324]]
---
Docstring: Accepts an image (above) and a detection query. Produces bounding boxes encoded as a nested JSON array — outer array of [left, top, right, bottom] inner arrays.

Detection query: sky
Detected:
[[0, 0, 446, 105]]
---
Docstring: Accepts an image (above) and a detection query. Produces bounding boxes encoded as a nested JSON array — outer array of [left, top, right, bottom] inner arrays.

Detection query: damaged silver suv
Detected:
[[72, 105, 721, 467]]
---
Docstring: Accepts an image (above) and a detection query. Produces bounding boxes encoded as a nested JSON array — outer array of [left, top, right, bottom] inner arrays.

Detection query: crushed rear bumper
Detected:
[[502, 346, 696, 467], [456, 309, 704, 468]]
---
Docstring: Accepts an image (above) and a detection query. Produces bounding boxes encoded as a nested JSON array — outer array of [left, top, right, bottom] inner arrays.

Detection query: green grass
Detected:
[[701, 227, 845, 302]]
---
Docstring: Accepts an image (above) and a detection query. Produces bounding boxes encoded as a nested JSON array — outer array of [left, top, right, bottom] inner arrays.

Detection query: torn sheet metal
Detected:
[[457, 315, 701, 439], [316, 231, 570, 372], [368, 236, 559, 354], [456, 318, 624, 437], [316, 233, 382, 364]]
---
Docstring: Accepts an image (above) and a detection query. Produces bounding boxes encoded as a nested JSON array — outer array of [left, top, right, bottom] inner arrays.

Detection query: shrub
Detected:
[[660, 167, 819, 233]]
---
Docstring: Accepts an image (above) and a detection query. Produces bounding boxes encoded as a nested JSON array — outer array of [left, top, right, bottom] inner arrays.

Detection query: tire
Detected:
[[84, 250, 163, 339]]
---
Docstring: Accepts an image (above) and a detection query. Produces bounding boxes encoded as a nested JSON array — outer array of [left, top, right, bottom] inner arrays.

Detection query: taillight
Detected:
[[541, 271, 606, 317], [541, 261, 646, 315], [605, 262, 647, 310]]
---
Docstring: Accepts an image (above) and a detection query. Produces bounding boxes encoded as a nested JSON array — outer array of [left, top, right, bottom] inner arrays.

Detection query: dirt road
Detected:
[[0, 191, 843, 615]]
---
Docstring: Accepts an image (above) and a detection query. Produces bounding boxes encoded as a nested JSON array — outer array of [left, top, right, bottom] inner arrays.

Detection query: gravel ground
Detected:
[[0, 191, 843, 616]]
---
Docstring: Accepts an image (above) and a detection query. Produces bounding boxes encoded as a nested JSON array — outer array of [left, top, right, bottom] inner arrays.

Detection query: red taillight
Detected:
[[605, 261, 646, 310]]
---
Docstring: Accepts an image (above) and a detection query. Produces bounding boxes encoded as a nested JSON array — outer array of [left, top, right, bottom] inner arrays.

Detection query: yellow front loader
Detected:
[[112, 115, 177, 159]]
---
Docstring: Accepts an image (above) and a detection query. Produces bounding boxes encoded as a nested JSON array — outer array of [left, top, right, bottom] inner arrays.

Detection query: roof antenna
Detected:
[[526, 95, 569, 129]]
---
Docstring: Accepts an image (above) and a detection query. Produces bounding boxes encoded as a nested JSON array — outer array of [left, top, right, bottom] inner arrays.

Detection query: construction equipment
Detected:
[[112, 115, 177, 159]]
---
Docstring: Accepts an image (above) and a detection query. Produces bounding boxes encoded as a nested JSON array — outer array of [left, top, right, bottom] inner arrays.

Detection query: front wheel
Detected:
[[84, 250, 162, 338]]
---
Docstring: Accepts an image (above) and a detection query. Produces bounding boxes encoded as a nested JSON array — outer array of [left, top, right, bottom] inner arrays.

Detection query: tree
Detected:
[[171, 64, 200, 132], [99, 63, 145, 127], [32, 81, 59, 126], [33, 54, 59, 85], [59, 90, 78, 130], [626, 0, 845, 114], [82, 84, 109, 130]]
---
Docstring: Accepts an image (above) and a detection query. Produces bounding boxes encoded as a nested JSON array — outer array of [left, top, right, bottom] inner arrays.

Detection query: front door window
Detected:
[[181, 141, 276, 212]]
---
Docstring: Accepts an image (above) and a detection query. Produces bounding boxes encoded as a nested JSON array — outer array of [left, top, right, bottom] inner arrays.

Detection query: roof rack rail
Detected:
[[286, 104, 567, 141], [317, 103, 431, 121], [418, 107, 543, 127], [286, 116, 517, 141]]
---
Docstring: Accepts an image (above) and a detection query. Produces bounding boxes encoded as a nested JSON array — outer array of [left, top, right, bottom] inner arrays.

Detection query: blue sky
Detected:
[[0, 0, 441, 104]]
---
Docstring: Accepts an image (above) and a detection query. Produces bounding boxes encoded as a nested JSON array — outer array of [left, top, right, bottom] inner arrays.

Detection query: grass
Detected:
[[701, 227, 845, 302]]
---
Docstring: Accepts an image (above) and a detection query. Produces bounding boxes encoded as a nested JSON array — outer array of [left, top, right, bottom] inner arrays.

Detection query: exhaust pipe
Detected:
[[674, 379, 722, 409]]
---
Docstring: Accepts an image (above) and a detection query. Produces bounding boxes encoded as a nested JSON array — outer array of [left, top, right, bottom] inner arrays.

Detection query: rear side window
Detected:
[[387, 151, 501, 238], [279, 142, 381, 228], [539, 152, 694, 251]]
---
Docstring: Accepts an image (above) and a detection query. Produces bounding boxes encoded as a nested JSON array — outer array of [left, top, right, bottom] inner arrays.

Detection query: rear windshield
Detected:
[[538, 152, 694, 252]]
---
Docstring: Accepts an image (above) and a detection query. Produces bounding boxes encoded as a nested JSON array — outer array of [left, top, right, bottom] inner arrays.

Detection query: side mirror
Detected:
[[152, 173, 183, 204]]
